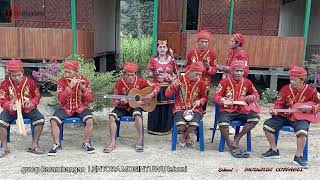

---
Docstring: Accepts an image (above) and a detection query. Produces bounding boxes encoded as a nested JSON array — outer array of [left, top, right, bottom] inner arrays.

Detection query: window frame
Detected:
[[0, 0, 16, 27]]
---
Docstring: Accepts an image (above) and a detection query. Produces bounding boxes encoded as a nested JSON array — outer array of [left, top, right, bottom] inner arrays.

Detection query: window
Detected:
[[186, 0, 199, 30], [0, 0, 12, 23]]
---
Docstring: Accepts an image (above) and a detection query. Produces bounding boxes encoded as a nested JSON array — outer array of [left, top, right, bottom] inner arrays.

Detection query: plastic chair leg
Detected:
[[59, 123, 63, 145], [116, 121, 120, 138], [219, 133, 226, 152], [247, 131, 252, 152], [171, 124, 178, 151], [7, 126, 10, 143], [303, 137, 308, 161], [199, 121, 205, 152]]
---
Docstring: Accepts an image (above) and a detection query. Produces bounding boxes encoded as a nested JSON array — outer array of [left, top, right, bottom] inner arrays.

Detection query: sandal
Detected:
[[185, 135, 194, 147], [230, 148, 243, 158], [242, 150, 250, 158], [0, 149, 10, 158], [135, 144, 144, 152], [178, 137, 187, 149], [27, 147, 45, 154], [103, 145, 115, 153]]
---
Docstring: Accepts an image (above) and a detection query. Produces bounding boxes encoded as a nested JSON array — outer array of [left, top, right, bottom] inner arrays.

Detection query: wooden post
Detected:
[[303, 0, 312, 64], [71, 0, 77, 59], [152, 0, 159, 56]]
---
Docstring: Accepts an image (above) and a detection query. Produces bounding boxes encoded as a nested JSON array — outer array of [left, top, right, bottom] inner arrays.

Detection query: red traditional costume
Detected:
[[184, 30, 217, 90], [213, 61, 260, 114], [273, 66, 320, 121], [55, 60, 93, 116], [0, 60, 41, 114], [166, 62, 208, 115], [112, 62, 160, 112], [0, 59, 44, 128], [225, 33, 249, 77], [147, 40, 178, 135]]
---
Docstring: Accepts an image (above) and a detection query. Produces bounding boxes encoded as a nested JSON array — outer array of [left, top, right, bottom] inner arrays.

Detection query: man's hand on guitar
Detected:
[[271, 109, 279, 116], [245, 95, 254, 104], [297, 105, 313, 113], [143, 93, 154, 104], [119, 98, 128, 105], [222, 98, 233, 105]]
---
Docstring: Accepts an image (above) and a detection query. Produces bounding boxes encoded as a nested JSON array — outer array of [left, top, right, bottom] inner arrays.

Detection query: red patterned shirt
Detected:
[[274, 84, 320, 120], [185, 48, 217, 90], [148, 56, 178, 84], [56, 76, 93, 116], [113, 76, 160, 111], [226, 49, 249, 76], [165, 74, 208, 114], [0, 76, 41, 114], [213, 76, 260, 114]]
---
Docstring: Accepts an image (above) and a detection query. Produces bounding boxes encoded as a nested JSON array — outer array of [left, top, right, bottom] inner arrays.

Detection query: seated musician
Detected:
[[48, 60, 95, 156], [104, 62, 160, 153], [261, 65, 320, 169], [0, 59, 45, 157], [212, 60, 260, 158], [165, 61, 207, 149]]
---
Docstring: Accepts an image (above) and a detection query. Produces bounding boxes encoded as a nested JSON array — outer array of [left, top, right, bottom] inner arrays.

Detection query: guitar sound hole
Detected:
[[135, 95, 140, 101]]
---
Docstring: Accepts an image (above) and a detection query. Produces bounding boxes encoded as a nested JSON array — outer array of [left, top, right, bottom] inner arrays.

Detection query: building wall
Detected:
[[13, 0, 93, 30], [307, 0, 320, 45], [278, 0, 305, 37], [94, 0, 117, 54], [278, 0, 320, 59], [199, 0, 280, 35]]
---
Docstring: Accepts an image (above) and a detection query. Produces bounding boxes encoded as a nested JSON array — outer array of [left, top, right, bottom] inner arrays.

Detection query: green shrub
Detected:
[[120, 35, 152, 69], [260, 88, 278, 105]]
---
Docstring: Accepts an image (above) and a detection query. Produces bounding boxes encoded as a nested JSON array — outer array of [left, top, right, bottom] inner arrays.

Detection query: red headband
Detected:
[[232, 33, 245, 45], [196, 30, 212, 41], [64, 60, 79, 72], [289, 65, 307, 78], [6, 59, 23, 72], [123, 62, 138, 73]]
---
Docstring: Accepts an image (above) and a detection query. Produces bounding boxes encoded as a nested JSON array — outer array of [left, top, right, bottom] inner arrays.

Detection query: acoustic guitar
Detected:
[[266, 101, 320, 123], [100, 86, 157, 112]]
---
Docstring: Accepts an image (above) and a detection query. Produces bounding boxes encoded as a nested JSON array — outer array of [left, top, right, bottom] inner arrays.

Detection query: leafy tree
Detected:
[[120, 0, 154, 37]]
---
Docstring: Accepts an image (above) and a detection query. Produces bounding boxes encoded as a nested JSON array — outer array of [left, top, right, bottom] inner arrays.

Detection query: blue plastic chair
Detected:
[[219, 120, 252, 152], [59, 117, 85, 145], [171, 119, 205, 151], [115, 116, 144, 144], [274, 125, 308, 161], [7, 118, 35, 142], [211, 104, 252, 152]]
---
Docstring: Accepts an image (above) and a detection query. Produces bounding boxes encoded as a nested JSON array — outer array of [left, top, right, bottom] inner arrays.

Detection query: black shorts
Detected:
[[0, 109, 45, 128], [263, 115, 310, 137], [109, 107, 142, 121], [50, 108, 94, 125], [174, 111, 202, 127], [218, 111, 259, 127]]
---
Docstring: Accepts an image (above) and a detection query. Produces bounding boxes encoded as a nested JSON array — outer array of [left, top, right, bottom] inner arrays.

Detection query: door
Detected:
[[157, 0, 183, 57]]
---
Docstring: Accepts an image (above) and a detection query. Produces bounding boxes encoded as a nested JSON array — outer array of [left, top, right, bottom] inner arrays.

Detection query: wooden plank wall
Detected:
[[186, 33, 304, 68], [0, 27, 94, 60]]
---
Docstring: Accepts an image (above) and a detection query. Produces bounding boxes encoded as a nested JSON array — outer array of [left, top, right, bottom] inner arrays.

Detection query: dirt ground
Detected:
[[0, 98, 319, 180]]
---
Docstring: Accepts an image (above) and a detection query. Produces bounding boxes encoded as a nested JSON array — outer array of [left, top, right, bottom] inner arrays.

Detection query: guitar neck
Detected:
[[274, 109, 299, 113], [102, 94, 136, 100]]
